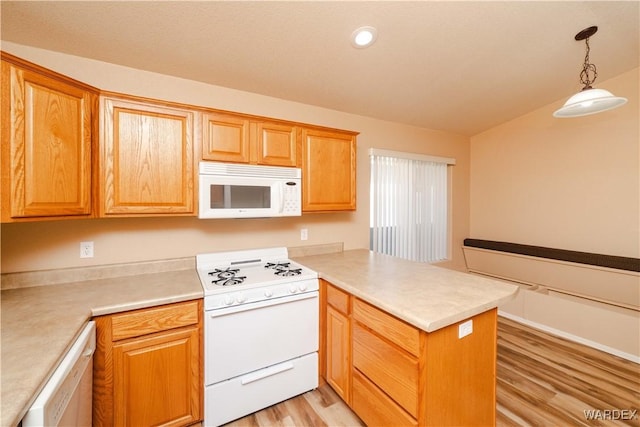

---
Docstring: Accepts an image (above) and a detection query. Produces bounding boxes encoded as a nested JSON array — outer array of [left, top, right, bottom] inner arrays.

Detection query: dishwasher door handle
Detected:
[[240, 361, 294, 385]]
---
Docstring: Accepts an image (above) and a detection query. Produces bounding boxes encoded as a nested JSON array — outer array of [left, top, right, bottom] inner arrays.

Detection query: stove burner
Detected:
[[274, 267, 302, 277], [265, 262, 302, 277], [265, 262, 291, 270], [208, 268, 246, 286]]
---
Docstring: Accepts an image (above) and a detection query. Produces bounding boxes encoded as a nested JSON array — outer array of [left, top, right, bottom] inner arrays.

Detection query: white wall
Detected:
[[468, 68, 639, 361], [470, 68, 639, 258]]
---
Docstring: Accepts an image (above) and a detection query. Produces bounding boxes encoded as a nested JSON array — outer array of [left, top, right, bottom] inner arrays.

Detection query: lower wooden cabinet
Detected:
[[326, 303, 351, 402], [321, 280, 352, 404], [351, 369, 418, 427], [352, 322, 419, 417], [322, 281, 498, 427], [93, 300, 203, 427]]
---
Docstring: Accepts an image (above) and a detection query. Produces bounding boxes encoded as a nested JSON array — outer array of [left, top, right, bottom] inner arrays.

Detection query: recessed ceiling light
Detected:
[[351, 26, 377, 48]]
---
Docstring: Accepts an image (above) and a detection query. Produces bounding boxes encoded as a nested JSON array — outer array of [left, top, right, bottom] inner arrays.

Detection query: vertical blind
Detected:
[[369, 149, 453, 263]]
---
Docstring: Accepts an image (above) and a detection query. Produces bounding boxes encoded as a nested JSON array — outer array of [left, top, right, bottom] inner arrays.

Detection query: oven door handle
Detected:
[[240, 360, 294, 385], [208, 291, 318, 317]]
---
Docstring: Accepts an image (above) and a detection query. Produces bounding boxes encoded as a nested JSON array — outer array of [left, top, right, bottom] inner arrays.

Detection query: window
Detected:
[[369, 149, 455, 263]]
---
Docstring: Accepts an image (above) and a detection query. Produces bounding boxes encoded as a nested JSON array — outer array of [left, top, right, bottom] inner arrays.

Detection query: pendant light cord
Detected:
[[579, 36, 598, 89]]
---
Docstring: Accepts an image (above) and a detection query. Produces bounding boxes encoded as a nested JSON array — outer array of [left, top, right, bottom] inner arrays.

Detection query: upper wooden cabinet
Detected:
[[1, 53, 97, 222], [100, 95, 195, 216], [202, 112, 250, 163], [1, 53, 359, 221], [302, 128, 357, 212], [202, 112, 299, 167]]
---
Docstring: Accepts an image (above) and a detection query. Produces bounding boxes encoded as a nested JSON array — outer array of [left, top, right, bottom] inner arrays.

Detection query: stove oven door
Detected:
[[205, 291, 319, 385]]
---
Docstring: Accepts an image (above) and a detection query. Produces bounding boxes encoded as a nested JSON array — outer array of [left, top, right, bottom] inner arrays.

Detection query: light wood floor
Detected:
[[496, 317, 639, 427], [223, 316, 639, 427]]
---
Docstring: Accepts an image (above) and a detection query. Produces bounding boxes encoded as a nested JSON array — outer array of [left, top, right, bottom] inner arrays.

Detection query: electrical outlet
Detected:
[[80, 241, 94, 258], [300, 228, 308, 241], [458, 319, 473, 339]]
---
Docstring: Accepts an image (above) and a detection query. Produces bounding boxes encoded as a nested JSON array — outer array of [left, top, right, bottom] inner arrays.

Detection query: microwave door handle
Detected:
[[278, 182, 285, 214]]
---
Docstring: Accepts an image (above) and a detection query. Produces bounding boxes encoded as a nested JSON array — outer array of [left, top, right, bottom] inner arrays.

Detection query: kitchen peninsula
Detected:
[[2, 248, 517, 427], [294, 249, 519, 426]]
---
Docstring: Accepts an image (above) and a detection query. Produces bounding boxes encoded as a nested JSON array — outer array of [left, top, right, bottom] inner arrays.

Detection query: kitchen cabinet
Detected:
[[202, 112, 299, 167], [101, 95, 195, 216], [2, 52, 360, 220], [93, 300, 203, 427], [324, 281, 351, 403], [301, 128, 357, 211], [1, 52, 97, 222], [323, 281, 497, 426], [352, 298, 421, 425]]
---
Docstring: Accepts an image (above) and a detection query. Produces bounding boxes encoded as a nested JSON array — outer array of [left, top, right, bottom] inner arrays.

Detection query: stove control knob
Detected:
[[236, 294, 247, 303], [224, 296, 234, 306], [298, 283, 307, 292], [264, 289, 273, 298], [289, 285, 298, 294]]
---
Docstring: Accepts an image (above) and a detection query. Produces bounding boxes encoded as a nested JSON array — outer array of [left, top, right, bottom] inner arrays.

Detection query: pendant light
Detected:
[[553, 26, 627, 118]]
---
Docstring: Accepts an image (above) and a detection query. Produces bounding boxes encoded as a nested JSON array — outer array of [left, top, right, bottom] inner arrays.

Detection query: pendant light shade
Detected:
[[553, 26, 627, 118], [553, 87, 627, 118]]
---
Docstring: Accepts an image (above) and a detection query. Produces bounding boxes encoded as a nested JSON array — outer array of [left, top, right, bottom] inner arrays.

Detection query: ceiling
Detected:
[[1, 1, 638, 136]]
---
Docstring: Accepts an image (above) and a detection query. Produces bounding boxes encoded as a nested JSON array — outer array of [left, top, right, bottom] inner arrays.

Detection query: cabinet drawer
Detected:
[[326, 283, 350, 314], [352, 323, 419, 417], [352, 369, 417, 427], [353, 298, 420, 356], [111, 300, 200, 341]]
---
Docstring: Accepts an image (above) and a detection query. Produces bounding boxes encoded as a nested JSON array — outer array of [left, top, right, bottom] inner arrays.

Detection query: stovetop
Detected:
[[196, 247, 318, 306]]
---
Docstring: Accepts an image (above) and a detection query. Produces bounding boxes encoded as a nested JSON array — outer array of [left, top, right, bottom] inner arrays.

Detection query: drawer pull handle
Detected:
[[240, 361, 294, 385]]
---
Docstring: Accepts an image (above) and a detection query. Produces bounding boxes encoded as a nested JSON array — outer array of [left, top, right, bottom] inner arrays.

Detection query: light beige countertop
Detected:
[[294, 249, 519, 332], [1, 259, 202, 427]]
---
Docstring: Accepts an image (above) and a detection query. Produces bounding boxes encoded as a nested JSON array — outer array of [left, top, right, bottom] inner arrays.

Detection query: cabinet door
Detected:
[[113, 326, 201, 427], [101, 97, 194, 215], [326, 304, 351, 402], [202, 113, 298, 167], [1, 60, 94, 220], [302, 128, 356, 211], [254, 122, 298, 167], [202, 112, 250, 163]]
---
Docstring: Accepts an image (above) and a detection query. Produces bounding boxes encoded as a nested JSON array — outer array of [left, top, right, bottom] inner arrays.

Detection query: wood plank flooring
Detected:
[[222, 382, 364, 427], [222, 316, 639, 427], [496, 317, 639, 427]]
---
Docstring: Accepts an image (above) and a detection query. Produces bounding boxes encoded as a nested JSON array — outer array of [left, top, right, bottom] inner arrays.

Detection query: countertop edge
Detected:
[[318, 272, 518, 332], [90, 291, 204, 317]]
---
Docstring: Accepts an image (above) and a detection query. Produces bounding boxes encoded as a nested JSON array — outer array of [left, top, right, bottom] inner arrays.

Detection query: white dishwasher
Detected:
[[22, 321, 95, 427]]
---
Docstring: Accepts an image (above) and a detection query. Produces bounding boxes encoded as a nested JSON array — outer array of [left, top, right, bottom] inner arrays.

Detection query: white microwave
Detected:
[[198, 162, 302, 219]]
